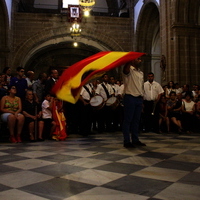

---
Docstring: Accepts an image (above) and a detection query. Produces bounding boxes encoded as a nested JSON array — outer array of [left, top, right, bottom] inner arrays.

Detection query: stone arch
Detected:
[[135, 1, 160, 81], [12, 26, 124, 76], [0, 0, 9, 70]]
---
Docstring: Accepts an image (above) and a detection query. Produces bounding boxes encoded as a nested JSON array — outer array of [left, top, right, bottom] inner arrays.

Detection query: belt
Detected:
[[125, 94, 143, 98], [132, 95, 143, 98], [144, 100, 154, 102]]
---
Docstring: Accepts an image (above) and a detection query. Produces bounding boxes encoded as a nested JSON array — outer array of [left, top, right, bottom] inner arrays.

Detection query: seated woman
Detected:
[[181, 91, 196, 134], [0, 85, 24, 143], [167, 91, 183, 133], [22, 90, 43, 141], [158, 95, 170, 133]]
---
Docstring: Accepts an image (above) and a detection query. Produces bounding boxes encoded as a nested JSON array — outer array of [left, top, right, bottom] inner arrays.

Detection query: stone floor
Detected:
[[0, 131, 200, 200]]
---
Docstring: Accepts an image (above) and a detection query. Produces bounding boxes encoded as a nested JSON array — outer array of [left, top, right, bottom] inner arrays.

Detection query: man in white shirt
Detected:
[[109, 76, 121, 131], [109, 76, 120, 97], [143, 72, 164, 133], [79, 83, 94, 136], [122, 57, 146, 148], [96, 74, 114, 101], [95, 74, 114, 132]]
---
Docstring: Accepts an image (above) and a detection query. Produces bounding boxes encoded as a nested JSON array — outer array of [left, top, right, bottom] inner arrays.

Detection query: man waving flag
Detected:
[[52, 51, 145, 103]]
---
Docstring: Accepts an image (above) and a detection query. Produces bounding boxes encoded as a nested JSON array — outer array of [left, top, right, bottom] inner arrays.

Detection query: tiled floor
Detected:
[[0, 132, 200, 200]]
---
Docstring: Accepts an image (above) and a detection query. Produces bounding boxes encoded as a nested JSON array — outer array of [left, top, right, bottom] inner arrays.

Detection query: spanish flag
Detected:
[[52, 51, 144, 103]]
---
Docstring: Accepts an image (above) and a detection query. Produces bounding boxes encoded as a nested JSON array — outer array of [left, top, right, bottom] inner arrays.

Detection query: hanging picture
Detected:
[[69, 5, 80, 18]]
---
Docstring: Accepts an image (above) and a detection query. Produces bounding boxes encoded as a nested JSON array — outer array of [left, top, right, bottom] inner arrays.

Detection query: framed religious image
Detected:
[[69, 5, 80, 18]]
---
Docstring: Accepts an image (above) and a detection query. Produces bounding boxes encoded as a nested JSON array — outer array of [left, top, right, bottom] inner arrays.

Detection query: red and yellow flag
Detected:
[[52, 51, 145, 103]]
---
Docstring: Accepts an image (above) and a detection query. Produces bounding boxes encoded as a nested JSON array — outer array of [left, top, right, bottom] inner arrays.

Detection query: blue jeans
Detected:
[[122, 94, 143, 144]]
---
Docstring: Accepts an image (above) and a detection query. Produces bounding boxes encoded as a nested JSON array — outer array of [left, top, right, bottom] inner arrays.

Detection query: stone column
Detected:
[[160, 0, 200, 86]]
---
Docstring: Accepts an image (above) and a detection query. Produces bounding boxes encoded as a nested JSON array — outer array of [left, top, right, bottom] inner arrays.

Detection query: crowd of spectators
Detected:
[[0, 66, 199, 143], [0, 67, 67, 143], [156, 81, 200, 134]]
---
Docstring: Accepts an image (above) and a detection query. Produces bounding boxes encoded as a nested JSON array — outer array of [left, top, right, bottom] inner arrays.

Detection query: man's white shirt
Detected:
[[143, 81, 164, 101], [96, 82, 114, 101]]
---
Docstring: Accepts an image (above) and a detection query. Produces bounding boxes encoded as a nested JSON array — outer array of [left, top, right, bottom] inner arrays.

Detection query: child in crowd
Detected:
[[41, 93, 56, 140], [52, 98, 67, 141]]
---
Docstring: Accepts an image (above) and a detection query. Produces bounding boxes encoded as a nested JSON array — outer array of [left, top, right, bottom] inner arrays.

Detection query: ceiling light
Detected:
[[79, 0, 95, 12], [73, 42, 78, 47], [84, 10, 90, 17], [70, 20, 81, 38]]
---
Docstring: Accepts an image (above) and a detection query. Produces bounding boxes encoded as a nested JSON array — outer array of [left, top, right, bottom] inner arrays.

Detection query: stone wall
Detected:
[[11, 12, 132, 68], [1, 0, 199, 86]]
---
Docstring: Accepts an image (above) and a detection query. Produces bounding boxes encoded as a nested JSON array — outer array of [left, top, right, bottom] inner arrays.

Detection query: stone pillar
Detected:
[[160, 0, 200, 86]]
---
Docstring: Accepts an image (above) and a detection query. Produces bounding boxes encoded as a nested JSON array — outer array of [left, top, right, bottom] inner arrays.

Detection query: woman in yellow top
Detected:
[[0, 85, 25, 143]]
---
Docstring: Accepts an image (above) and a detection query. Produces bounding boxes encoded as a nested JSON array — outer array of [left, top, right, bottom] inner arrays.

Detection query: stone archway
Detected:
[[135, 1, 160, 81], [0, 0, 9, 70], [12, 26, 124, 77], [22, 37, 110, 77], [13, 27, 123, 71]]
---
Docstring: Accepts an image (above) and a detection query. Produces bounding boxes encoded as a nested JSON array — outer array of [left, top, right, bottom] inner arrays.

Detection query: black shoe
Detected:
[[132, 141, 146, 146], [37, 138, 44, 142], [124, 142, 135, 148]]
